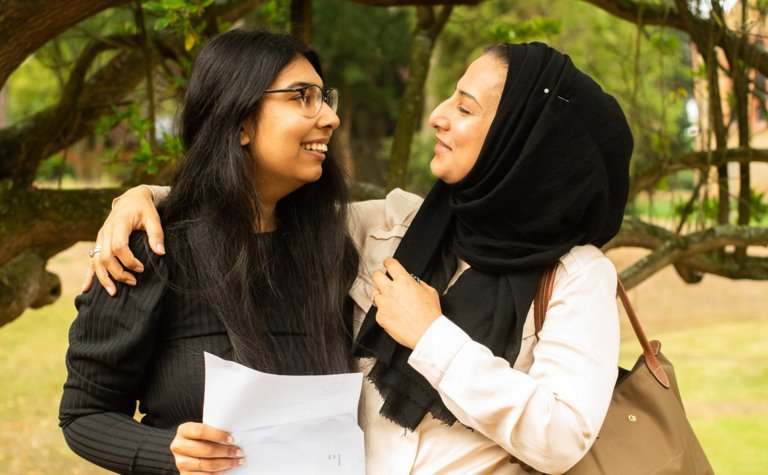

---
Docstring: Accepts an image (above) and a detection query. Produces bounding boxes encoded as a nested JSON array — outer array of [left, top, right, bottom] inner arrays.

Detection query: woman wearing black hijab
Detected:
[[87, 42, 632, 473], [354, 42, 632, 473]]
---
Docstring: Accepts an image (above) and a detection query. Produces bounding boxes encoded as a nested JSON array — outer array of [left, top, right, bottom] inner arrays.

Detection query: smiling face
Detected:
[[241, 56, 340, 205], [428, 53, 508, 184]]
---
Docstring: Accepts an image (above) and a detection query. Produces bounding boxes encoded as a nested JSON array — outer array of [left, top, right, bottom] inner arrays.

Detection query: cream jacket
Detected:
[[347, 189, 619, 475]]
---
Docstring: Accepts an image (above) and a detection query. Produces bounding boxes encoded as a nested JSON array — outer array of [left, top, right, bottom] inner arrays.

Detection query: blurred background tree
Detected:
[[1, 0, 768, 329]]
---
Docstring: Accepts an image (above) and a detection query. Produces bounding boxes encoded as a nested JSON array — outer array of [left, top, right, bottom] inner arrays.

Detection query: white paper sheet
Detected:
[[202, 352, 365, 474]]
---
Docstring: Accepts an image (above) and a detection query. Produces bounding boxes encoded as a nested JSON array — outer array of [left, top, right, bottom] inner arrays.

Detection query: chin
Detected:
[[430, 164, 455, 184], [429, 157, 444, 180]]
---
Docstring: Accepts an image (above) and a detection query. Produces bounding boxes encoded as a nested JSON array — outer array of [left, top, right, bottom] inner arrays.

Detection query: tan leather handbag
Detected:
[[527, 266, 714, 474]]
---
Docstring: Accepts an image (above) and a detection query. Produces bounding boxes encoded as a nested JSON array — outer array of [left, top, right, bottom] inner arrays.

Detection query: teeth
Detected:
[[302, 143, 328, 152]]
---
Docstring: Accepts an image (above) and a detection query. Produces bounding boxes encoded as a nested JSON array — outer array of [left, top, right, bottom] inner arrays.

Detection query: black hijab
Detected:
[[354, 43, 633, 430]]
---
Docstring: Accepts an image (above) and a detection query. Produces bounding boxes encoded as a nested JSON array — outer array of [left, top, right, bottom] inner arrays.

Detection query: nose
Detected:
[[428, 98, 450, 130], [317, 101, 341, 130]]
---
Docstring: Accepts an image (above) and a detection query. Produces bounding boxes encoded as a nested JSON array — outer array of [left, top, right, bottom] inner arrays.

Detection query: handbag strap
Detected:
[[534, 265, 670, 388]]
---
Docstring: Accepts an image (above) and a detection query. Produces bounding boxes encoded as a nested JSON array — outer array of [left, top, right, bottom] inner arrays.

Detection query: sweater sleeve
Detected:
[[407, 251, 619, 474], [59, 233, 177, 474]]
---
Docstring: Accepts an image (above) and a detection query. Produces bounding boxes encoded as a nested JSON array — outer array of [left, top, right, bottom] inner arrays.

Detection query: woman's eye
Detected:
[[457, 106, 471, 115]]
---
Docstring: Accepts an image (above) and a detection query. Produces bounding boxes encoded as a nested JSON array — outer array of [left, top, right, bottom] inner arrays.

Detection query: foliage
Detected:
[[35, 155, 75, 182], [5, 57, 60, 124], [143, 0, 215, 50], [5, 7, 136, 125], [95, 104, 182, 175], [407, 0, 693, 191], [673, 189, 768, 225], [487, 17, 562, 43], [245, 0, 292, 32], [311, 0, 412, 184]]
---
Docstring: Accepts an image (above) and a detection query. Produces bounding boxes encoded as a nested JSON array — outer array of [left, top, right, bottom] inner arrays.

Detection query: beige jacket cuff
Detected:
[[111, 185, 170, 208], [146, 185, 170, 206], [408, 315, 471, 387]]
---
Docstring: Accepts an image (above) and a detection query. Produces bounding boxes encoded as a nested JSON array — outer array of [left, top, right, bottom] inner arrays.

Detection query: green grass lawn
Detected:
[[1, 294, 765, 474], [0, 296, 110, 474]]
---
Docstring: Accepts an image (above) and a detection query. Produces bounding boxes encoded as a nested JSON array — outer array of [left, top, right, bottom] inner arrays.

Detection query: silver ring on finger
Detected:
[[88, 245, 102, 258]]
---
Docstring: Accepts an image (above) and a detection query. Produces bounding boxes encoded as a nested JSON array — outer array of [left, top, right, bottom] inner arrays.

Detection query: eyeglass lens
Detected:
[[302, 86, 338, 117]]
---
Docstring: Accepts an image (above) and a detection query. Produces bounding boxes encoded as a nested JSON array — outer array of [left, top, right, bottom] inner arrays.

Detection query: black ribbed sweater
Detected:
[[59, 234, 232, 474]]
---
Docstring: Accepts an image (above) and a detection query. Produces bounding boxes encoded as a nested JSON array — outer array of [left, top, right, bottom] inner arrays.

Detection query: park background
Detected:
[[1, 0, 767, 473]]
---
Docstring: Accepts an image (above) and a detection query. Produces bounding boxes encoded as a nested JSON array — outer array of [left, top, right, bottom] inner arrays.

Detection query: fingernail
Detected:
[[236, 449, 244, 457], [156, 243, 165, 254], [226, 435, 234, 444], [238, 458, 246, 465], [81, 284, 87, 293], [107, 286, 115, 296], [136, 265, 144, 272]]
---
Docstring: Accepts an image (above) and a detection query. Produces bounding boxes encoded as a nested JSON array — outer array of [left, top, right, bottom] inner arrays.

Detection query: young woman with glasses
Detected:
[[81, 42, 633, 474], [58, 29, 358, 474]]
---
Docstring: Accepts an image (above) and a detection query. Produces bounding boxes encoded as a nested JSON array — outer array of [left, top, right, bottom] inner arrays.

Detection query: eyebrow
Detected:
[[459, 90, 481, 109], [284, 81, 322, 88]]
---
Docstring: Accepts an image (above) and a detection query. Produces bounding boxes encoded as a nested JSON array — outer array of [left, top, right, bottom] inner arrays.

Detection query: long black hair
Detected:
[[161, 29, 359, 375]]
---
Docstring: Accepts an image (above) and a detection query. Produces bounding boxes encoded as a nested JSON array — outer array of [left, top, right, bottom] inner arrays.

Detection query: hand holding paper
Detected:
[[202, 353, 365, 474]]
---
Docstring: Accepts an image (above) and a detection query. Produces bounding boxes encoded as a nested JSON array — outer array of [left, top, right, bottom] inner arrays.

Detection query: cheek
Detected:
[[453, 120, 484, 154], [455, 122, 484, 171]]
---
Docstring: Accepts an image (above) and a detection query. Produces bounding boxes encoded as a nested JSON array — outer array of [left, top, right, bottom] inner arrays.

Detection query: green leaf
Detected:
[[162, 0, 188, 9], [143, 2, 166, 13], [154, 17, 171, 30]]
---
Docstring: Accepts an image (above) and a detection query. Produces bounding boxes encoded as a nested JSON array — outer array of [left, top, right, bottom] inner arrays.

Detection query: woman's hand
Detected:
[[170, 422, 245, 474], [82, 185, 165, 296], [371, 258, 443, 349]]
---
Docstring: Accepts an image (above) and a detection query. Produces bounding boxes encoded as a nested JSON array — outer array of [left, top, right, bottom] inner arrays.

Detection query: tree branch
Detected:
[[0, 250, 62, 327], [609, 220, 768, 289], [0, 0, 267, 187], [580, 0, 768, 78], [0, 187, 122, 327], [0, 45, 148, 186], [578, 0, 684, 28], [0, 188, 122, 265], [0, 0, 132, 87], [350, 0, 478, 6], [630, 147, 768, 196]]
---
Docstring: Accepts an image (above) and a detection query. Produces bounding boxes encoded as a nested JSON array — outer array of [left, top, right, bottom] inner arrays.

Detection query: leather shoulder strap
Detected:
[[532, 266, 670, 388], [534, 265, 558, 336]]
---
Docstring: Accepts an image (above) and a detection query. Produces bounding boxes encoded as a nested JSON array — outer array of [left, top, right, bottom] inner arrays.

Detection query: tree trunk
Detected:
[[0, 0, 132, 88], [0, 82, 7, 128], [387, 5, 452, 191], [291, 0, 313, 44]]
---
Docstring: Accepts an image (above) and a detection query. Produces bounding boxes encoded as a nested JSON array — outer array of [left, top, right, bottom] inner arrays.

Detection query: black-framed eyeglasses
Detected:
[[262, 85, 339, 118]]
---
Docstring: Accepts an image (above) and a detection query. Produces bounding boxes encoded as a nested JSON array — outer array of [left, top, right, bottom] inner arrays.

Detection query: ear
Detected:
[[240, 127, 251, 146]]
